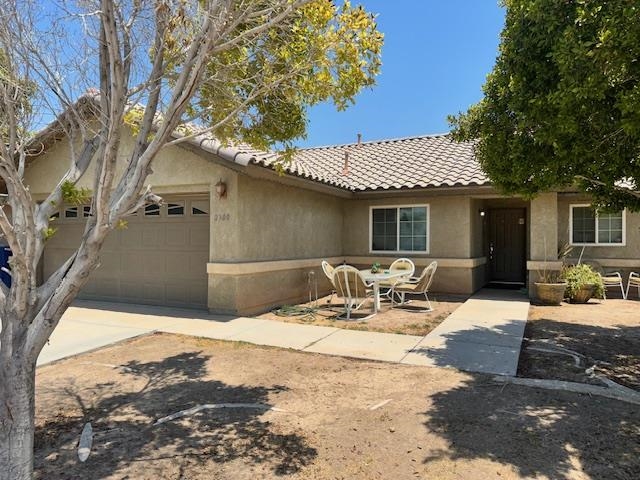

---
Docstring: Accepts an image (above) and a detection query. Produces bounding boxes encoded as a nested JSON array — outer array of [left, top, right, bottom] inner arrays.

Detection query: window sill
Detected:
[[569, 243, 626, 247]]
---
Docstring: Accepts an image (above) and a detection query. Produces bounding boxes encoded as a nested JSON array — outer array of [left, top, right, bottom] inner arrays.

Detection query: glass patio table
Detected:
[[359, 268, 411, 311]]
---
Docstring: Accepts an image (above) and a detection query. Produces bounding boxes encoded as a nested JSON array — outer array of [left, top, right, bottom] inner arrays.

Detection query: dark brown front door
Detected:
[[487, 208, 526, 284]]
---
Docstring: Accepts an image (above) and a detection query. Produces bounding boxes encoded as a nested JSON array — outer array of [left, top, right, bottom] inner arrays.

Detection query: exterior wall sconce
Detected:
[[479, 209, 486, 217], [215, 179, 227, 199]]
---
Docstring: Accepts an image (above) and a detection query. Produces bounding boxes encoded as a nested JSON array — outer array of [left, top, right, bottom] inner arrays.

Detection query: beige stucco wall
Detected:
[[207, 174, 344, 313], [24, 130, 230, 200], [208, 266, 334, 315], [236, 174, 343, 261], [326, 195, 488, 301], [342, 195, 474, 258], [29, 132, 551, 312], [557, 194, 640, 261]]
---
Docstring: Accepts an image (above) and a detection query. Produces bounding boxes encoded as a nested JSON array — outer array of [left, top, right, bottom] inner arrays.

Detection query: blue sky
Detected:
[[298, 1, 506, 147]]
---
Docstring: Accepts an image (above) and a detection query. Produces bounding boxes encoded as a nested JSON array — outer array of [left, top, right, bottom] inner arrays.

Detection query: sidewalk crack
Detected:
[[301, 328, 340, 350]]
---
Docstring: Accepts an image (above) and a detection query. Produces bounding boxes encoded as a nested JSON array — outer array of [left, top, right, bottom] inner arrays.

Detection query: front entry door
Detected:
[[487, 208, 526, 284]]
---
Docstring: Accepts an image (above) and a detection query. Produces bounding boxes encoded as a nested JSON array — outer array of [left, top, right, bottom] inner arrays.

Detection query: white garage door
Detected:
[[44, 196, 210, 308]]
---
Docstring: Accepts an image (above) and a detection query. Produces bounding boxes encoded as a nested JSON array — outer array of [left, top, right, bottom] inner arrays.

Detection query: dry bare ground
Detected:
[[256, 293, 466, 336], [35, 333, 638, 479], [520, 299, 640, 391]]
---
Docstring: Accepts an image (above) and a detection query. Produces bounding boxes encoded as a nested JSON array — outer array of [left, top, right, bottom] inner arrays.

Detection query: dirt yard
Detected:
[[256, 293, 466, 336], [519, 299, 640, 391], [35, 333, 638, 479]]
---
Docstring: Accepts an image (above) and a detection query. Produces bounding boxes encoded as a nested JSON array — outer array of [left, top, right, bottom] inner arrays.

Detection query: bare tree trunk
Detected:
[[0, 337, 36, 480]]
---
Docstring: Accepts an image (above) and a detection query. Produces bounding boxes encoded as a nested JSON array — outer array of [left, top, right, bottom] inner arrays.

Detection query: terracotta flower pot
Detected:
[[534, 282, 567, 306]]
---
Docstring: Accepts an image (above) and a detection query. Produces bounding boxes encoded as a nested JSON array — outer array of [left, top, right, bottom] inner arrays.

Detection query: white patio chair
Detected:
[[626, 272, 640, 300], [332, 265, 376, 320], [390, 261, 438, 312], [321, 260, 337, 302], [585, 261, 626, 299], [599, 272, 626, 299], [380, 258, 415, 301]]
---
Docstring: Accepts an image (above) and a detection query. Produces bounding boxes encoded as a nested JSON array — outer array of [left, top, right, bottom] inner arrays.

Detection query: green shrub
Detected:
[[561, 264, 605, 299]]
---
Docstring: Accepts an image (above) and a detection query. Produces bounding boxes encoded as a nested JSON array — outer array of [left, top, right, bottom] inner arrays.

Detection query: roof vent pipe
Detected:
[[357, 133, 362, 146], [342, 150, 350, 176]]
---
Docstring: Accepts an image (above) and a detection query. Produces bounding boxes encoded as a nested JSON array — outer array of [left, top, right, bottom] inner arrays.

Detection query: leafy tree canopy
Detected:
[[450, 0, 640, 210], [155, 0, 383, 155]]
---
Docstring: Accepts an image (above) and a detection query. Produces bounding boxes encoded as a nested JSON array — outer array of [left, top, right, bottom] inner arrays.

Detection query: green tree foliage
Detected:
[[450, 0, 640, 210], [165, 0, 382, 154]]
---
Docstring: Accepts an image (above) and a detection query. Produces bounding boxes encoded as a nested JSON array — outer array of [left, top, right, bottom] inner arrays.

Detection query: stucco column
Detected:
[[529, 192, 558, 261], [528, 192, 561, 294], [208, 172, 240, 313]]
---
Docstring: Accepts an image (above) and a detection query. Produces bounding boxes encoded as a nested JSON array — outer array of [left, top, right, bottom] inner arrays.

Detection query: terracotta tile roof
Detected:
[[28, 96, 487, 192], [247, 134, 489, 191]]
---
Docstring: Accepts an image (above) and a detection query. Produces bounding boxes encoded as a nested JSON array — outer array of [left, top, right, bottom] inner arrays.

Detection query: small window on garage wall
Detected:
[[144, 204, 161, 216], [167, 202, 185, 216], [191, 200, 209, 216], [82, 206, 92, 217], [64, 206, 78, 218]]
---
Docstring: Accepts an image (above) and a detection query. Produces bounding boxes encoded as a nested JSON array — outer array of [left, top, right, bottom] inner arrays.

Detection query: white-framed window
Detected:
[[82, 205, 92, 217], [144, 204, 160, 217], [64, 206, 78, 218], [167, 202, 185, 216], [570, 204, 625, 246], [191, 200, 209, 216], [370, 205, 429, 253]]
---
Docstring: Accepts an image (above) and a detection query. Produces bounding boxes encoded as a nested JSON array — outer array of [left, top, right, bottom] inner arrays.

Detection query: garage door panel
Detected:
[[120, 281, 146, 300], [88, 278, 119, 298], [95, 255, 121, 277], [190, 253, 208, 275], [138, 252, 166, 277], [102, 232, 120, 251], [190, 225, 209, 248], [141, 283, 165, 303], [43, 196, 209, 309], [165, 282, 190, 305], [142, 225, 164, 247], [166, 253, 192, 279], [120, 227, 144, 249], [44, 249, 74, 277], [166, 225, 188, 247], [188, 282, 208, 305], [120, 252, 146, 276], [47, 226, 82, 248]]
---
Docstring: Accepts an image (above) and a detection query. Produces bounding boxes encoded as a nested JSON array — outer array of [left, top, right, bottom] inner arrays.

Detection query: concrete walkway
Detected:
[[38, 290, 529, 376], [401, 289, 530, 375]]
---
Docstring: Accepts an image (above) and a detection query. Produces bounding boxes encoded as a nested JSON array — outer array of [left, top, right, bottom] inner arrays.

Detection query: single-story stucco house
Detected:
[[23, 125, 639, 315]]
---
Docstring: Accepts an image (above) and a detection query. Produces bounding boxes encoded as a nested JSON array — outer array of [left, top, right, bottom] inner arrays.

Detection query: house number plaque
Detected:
[[213, 213, 230, 222]]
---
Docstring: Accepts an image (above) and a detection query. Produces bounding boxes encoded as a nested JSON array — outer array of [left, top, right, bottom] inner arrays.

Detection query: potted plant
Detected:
[[370, 262, 381, 274], [534, 243, 572, 305], [534, 270, 567, 305], [562, 264, 605, 303]]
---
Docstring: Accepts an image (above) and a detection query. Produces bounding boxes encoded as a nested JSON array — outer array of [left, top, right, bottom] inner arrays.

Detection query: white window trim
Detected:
[[144, 203, 162, 217], [369, 204, 430, 254], [167, 201, 186, 216], [64, 206, 79, 219], [569, 204, 626, 247], [190, 199, 209, 216]]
